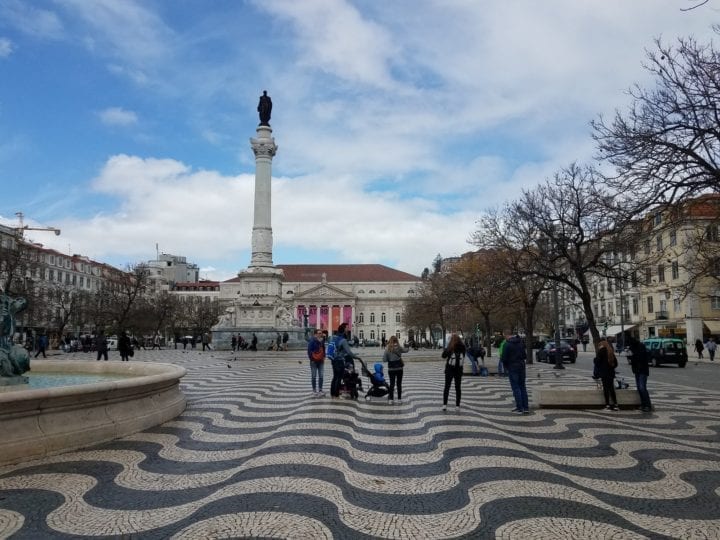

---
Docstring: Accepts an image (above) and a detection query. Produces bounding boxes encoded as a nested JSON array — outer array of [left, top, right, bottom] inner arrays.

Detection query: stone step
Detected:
[[537, 388, 641, 409]]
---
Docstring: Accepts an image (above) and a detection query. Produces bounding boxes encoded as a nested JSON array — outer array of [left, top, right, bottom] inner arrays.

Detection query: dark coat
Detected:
[[442, 342, 466, 373], [594, 346, 616, 379], [501, 335, 526, 371], [628, 342, 650, 376]]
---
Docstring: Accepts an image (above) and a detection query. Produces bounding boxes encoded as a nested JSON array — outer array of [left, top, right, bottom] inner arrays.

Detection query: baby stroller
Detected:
[[340, 357, 365, 400], [365, 362, 390, 400]]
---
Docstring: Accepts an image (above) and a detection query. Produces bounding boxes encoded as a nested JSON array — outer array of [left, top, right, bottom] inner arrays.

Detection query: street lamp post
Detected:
[[553, 281, 565, 370]]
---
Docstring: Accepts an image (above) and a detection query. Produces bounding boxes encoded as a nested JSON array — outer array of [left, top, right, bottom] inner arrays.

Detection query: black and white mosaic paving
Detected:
[[1, 349, 719, 539]]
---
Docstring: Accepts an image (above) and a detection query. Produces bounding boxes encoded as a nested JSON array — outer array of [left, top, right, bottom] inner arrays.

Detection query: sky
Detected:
[[0, 0, 717, 281]]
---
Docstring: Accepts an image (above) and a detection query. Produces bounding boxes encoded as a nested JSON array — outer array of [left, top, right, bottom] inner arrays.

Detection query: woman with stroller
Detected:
[[442, 333, 466, 411], [383, 335, 408, 404], [594, 339, 619, 411]]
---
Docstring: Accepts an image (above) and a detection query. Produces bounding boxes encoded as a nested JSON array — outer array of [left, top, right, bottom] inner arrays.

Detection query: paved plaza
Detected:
[[1, 347, 719, 539]]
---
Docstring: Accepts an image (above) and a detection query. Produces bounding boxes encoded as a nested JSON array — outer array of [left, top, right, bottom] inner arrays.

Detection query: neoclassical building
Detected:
[[277, 264, 419, 342]]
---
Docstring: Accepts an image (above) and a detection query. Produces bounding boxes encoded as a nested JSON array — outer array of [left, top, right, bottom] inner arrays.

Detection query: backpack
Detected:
[[326, 336, 340, 361], [311, 342, 325, 362]]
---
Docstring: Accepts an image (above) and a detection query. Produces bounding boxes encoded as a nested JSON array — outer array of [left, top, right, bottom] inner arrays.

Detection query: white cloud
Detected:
[[98, 107, 138, 127], [0, 0, 64, 40], [0, 38, 13, 57]]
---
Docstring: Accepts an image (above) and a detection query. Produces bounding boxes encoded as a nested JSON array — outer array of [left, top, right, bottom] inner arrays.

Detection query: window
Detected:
[[358, 313, 364, 323], [672, 261, 679, 280], [647, 296, 654, 313], [673, 298, 681, 312], [80, 276, 84, 288], [645, 267, 652, 286], [656, 235, 663, 251], [370, 330, 376, 340], [654, 212, 662, 226], [632, 297, 639, 315], [644, 240, 651, 255], [48, 269, 54, 281], [707, 224, 719, 242], [670, 230, 677, 246], [370, 313, 375, 323], [657, 264, 665, 283], [368, 289, 376, 294], [712, 296, 720, 310], [359, 330, 365, 339], [712, 257, 720, 276], [395, 313, 400, 323], [381, 312, 386, 323]]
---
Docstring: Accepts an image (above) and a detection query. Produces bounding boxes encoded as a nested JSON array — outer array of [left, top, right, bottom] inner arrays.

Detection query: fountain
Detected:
[[0, 293, 186, 466]]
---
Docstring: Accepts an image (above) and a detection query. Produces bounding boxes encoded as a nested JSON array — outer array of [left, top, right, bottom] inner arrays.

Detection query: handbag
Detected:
[[129, 348, 134, 357]]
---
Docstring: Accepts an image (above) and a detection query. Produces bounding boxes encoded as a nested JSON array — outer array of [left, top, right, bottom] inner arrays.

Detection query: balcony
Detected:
[[657, 310, 669, 320]]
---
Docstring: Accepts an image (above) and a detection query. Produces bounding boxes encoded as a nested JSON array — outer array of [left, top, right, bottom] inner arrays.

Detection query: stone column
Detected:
[[249, 125, 278, 268]]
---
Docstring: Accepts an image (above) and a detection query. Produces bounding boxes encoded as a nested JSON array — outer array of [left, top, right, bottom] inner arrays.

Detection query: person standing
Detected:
[[34, 333, 48, 358], [501, 331, 530, 414], [95, 331, 109, 361], [118, 331, 132, 362], [465, 338, 479, 376], [706, 337, 716, 362], [497, 336, 507, 377], [231, 334, 237, 352], [250, 333, 258, 351], [626, 336, 652, 412], [307, 329, 326, 395], [329, 323, 360, 398], [441, 333, 466, 411], [201, 333, 210, 351], [695, 338, 704, 359], [282, 331, 289, 351], [383, 335, 409, 404], [594, 339, 618, 411]]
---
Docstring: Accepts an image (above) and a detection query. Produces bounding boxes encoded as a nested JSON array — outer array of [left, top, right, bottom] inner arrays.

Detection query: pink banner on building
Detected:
[[342, 305, 353, 332], [309, 306, 318, 328], [296, 306, 305, 326], [331, 306, 341, 332], [319, 306, 329, 331]]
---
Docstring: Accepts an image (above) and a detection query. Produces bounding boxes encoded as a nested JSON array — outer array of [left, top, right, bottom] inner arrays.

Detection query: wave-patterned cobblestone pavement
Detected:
[[1, 350, 719, 539]]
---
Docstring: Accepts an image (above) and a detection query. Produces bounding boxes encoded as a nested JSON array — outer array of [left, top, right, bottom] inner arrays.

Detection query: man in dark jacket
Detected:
[[626, 336, 652, 412], [329, 323, 361, 398], [501, 331, 529, 414]]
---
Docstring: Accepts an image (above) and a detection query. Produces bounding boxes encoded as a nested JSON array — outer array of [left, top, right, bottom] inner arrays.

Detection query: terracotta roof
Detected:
[[224, 264, 419, 283]]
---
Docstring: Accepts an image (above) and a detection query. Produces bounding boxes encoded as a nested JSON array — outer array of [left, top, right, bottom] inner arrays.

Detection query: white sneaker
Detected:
[[397, 399, 402, 404], [455, 405, 460, 411], [442, 405, 447, 411], [318, 391, 325, 397], [388, 399, 394, 404]]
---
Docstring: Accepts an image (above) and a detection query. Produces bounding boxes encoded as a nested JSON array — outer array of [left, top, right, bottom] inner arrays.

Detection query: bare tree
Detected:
[[107, 264, 151, 332], [593, 35, 720, 211], [445, 251, 516, 357], [474, 164, 629, 344]]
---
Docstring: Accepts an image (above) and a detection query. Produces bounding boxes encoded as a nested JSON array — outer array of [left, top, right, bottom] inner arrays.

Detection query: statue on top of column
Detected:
[[258, 90, 272, 126]]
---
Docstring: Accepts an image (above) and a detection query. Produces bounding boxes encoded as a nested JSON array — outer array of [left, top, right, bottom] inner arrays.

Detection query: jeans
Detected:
[[311, 361, 324, 392], [330, 360, 345, 397], [709, 349, 716, 361], [443, 368, 462, 406], [634, 373, 651, 408], [497, 358, 505, 376], [389, 370, 403, 400], [96, 348, 108, 361], [467, 353, 479, 375], [507, 367, 529, 410]]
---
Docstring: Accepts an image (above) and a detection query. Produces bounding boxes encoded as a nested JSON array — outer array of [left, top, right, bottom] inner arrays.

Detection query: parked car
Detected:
[[106, 336, 118, 350], [535, 340, 576, 363], [642, 337, 688, 367]]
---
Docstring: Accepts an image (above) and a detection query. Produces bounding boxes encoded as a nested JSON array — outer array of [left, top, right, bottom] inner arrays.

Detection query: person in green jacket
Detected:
[[497, 337, 507, 377]]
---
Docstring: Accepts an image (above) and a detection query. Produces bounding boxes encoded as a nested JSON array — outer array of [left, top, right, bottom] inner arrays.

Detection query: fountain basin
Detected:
[[0, 360, 186, 466]]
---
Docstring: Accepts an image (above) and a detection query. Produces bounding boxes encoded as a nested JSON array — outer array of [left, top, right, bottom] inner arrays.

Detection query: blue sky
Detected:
[[0, 0, 716, 281]]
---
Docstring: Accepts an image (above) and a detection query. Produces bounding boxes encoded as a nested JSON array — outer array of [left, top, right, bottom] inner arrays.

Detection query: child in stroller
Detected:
[[341, 357, 365, 400], [365, 362, 390, 400]]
